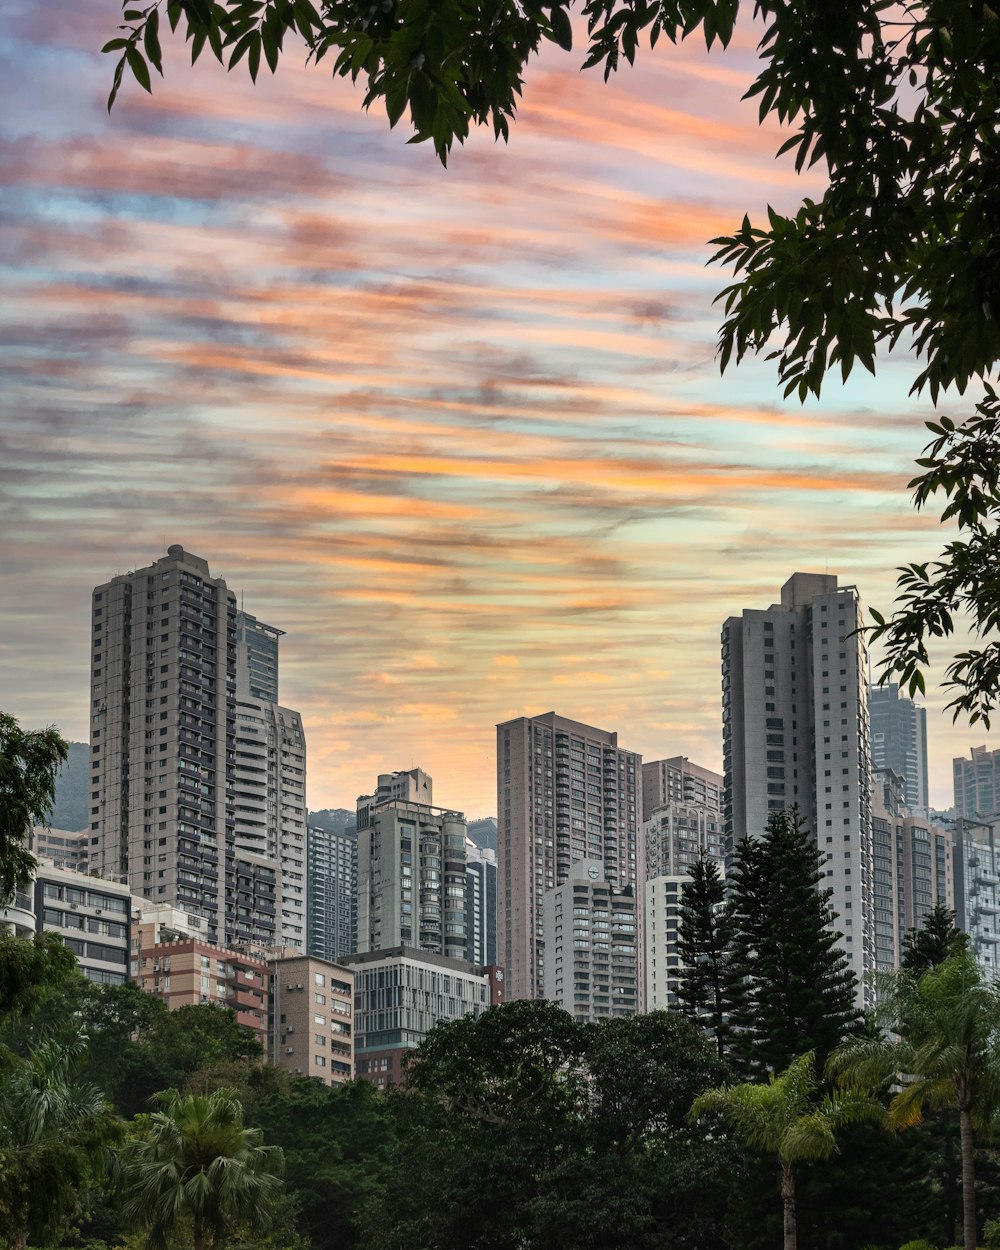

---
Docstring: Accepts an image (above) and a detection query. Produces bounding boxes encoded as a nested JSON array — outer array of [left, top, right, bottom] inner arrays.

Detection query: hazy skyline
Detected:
[[1, 2, 992, 813]]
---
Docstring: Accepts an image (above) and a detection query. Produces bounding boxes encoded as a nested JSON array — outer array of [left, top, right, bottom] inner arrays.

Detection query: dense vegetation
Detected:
[[4, 813, 1000, 1250]]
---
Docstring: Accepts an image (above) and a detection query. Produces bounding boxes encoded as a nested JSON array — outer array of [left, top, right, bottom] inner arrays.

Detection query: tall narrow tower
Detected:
[[497, 712, 642, 1002], [91, 546, 238, 944], [721, 573, 874, 999]]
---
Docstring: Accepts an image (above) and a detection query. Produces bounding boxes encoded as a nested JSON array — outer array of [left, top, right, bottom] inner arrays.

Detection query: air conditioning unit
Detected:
[[95, 909, 103, 916], [69, 903, 78, 911], [285, 1047, 295, 1054], [285, 1027, 294, 1034]]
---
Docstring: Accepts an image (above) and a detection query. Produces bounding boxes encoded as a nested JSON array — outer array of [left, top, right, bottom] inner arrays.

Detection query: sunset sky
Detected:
[[1, 1, 993, 815]]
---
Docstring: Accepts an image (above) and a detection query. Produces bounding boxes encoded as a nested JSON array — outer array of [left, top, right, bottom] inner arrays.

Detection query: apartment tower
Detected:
[[91, 545, 304, 948], [307, 824, 358, 964], [721, 573, 875, 997], [497, 712, 642, 1002], [868, 683, 929, 816], [954, 745, 1000, 821]]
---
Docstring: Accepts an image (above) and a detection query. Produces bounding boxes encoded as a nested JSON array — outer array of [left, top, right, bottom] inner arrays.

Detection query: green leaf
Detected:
[[126, 43, 153, 92], [144, 6, 163, 74], [549, 5, 573, 51]]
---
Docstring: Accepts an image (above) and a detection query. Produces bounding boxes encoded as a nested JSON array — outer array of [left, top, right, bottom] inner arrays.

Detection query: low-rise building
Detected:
[[132, 908, 268, 1045], [542, 859, 640, 1021], [0, 859, 131, 985], [30, 827, 91, 873], [343, 946, 492, 1088], [269, 950, 354, 1085]]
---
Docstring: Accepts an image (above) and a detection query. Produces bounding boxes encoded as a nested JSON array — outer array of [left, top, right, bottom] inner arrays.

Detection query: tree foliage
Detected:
[[0, 711, 68, 904], [120, 1087, 284, 1250], [831, 951, 1000, 1250], [902, 904, 971, 976], [676, 854, 732, 1059], [0, 1031, 122, 1250], [727, 810, 859, 1079], [692, 1051, 880, 1250], [0, 929, 81, 1024]]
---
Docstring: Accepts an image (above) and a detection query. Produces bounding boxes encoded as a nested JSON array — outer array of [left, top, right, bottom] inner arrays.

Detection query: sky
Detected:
[[1, 1, 993, 816]]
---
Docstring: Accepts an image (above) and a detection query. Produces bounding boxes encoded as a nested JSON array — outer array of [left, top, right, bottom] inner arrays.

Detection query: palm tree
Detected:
[[0, 1031, 121, 1250], [121, 1086, 284, 1250], [830, 949, 1000, 1250], [690, 1051, 878, 1250]]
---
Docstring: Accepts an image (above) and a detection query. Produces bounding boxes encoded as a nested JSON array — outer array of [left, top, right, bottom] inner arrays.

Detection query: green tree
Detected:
[[120, 1087, 284, 1250], [0, 712, 68, 903], [831, 950, 1000, 1250], [253, 1078, 399, 1250], [691, 1051, 878, 1250], [676, 855, 732, 1059], [902, 904, 971, 976], [727, 810, 859, 1078], [0, 1031, 122, 1250], [0, 929, 80, 1023]]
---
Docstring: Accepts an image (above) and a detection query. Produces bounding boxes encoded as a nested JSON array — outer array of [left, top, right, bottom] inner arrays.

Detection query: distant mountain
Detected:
[[467, 817, 497, 852], [308, 808, 356, 835], [48, 741, 90, 831]]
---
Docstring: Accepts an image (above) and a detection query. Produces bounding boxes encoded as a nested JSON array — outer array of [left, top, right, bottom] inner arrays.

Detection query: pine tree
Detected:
[[676, 855, 733, 1059], [728, 809, 860, 1078], [901, 904, 970, 976]]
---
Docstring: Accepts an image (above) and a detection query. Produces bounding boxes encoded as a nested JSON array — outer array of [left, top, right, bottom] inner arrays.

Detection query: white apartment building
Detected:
[[542, 859, 640, 1021], [722, 573, 875, 1001]]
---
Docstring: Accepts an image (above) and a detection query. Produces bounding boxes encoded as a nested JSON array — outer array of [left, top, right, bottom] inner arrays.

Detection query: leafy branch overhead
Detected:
[[868, 392, 1000, 728]]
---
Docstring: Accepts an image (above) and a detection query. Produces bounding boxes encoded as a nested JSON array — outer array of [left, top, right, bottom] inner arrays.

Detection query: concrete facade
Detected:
[[132, 911, 269, 1045], [356, 769, 433, 830], [234, 697, 307, 950], [542, 859, 639, 1021], [497, 712, 642, 1002], [357, 800, 468, 960], [269, 950, 354, 1084], [954, 817, 1000, 977], [465, 840, 497, 967], [307, 824, 358, 964], [869, 683, 929, 816], [644, 874, 689, 1012], [722, 573, 875, 1000], [643, 802, 725, 880], [91, 546, 303, 952], [642, 757, 722, 816], [954, 746, 1000, 822], [872, 769, 954, 970], [30, 826, 90, 873]]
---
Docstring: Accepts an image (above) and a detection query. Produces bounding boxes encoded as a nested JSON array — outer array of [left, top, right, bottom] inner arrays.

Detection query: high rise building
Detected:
[[643, 801, 725, 880], [868, 683, 929, 816], [356, 768, 433, 829], [721, 573, 875, 997], [465, 839, 497, 967], [91, 545, 304, 949], [541, 859, 639, 1021], [235, 611, 283, 703], [871, 769, 954, 970], [954, 745, 1000, 821], [954, 817, 1000, 977], [233, 697, 307, 949], [642, 757, 722, 815], [29, 826, 90, 873], [357, 798, 468, 960], [497, 712, 642, 1002], [307, 824, 358, 964]]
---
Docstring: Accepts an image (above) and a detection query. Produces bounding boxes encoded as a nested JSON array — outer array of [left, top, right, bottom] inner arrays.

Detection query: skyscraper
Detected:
[[497, 712, 642, 1002], [307, 824, 358, 964], [868, 683, 929, 815], [642, 756, 722, 815], [954, 745, 1000, 821], [235, 611, 283, 703], [356, 768, 433, 829], [465, 839, 497, 966], [721, 572, 875, 996], [356, 796, 468, 960], [91, 545, 304, 949]]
